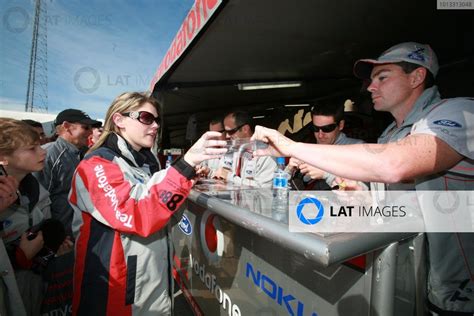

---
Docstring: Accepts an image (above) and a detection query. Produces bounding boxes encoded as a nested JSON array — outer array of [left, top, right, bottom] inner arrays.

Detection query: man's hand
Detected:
[[299, 163, 325, 180], [332, 177, 367, 191], [286, 158, 302, 174], [0, 175, 19, 212], [251, 125, 296, 157]]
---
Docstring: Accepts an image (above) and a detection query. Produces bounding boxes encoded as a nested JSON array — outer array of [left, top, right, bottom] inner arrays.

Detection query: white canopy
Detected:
[[0, 109, 58, 136]]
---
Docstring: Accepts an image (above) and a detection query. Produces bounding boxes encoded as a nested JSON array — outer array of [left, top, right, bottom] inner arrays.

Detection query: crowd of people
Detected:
[[1, 94, 227, 315], [0, 41, 472, 315]]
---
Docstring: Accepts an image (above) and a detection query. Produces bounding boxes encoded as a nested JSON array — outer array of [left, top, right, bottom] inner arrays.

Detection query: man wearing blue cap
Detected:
[[252, 42, 474, 314]]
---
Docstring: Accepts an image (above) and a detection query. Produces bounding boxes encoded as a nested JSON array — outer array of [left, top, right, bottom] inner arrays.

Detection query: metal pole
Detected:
[[370, 242, 398, 316]]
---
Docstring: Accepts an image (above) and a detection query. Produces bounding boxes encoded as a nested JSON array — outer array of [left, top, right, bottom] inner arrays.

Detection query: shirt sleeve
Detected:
[[69, 156, 195, 237], [411, 98, 474, 159]]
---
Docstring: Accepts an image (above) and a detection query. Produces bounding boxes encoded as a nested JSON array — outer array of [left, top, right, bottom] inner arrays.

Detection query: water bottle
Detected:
[[272, 157, 289, 217], [165, 154, 173, 169]]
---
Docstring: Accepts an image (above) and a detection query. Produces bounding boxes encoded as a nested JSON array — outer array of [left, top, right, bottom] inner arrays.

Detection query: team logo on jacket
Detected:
[[178, 214, 192, 235], [433, 120, 462, 128], [200, 211, 224, 264]]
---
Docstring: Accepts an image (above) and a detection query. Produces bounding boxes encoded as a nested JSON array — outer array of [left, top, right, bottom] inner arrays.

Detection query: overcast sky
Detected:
[[0, 0, 194, 119]]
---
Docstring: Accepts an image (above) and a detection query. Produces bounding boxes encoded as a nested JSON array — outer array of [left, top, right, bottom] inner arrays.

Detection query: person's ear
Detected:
[[242, 124, 251, 135], [112, 113, 125, 129], [62, 121, 72, 132], [411, 67, 427, 88], [338, 120, 345, 131]]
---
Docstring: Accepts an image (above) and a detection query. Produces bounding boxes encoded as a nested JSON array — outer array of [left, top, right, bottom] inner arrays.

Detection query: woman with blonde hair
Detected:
[[70, 92, 227, 315]]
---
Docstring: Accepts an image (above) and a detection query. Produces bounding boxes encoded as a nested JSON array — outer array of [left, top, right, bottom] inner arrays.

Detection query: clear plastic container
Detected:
[[224, 138, 268, 155]]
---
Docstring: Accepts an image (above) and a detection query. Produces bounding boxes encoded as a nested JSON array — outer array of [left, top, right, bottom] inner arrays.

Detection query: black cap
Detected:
[[91, 121, 103, 128], [54, 109, 100, 126]]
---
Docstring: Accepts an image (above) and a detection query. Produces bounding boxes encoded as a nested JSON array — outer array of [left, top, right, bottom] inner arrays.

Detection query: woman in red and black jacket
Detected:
[[69, 92, 226, 316]]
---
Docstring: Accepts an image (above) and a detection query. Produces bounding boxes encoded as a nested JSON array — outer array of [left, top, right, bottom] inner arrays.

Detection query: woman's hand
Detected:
[[184, 131, 227, 167]]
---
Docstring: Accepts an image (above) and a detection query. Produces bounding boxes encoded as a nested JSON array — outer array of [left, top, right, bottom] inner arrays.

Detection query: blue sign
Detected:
[[178, 214, 192, 235], [296, 197, 324, 225], [246, 262, 318, 316]]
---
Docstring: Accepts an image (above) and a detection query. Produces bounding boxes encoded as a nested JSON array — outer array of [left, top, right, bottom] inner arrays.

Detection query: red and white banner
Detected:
[[150, 0, 223, 90]]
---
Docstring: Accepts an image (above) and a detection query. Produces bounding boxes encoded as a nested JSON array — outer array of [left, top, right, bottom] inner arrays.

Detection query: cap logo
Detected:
[[407, 47, 426, 62]]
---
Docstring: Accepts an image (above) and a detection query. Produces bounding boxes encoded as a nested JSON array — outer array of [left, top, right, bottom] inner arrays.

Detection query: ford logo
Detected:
[[433, 120, 462, 128], [178, 214, 192, 235]]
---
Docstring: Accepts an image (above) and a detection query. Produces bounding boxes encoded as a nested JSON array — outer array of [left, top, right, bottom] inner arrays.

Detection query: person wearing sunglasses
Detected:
[[69, 92, 227, 315], [287, 101, 364, 189], [213, 111, 276, 187]]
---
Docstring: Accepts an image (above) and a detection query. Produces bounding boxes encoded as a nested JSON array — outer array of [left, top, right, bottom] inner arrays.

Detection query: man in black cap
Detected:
[[35, 109, 100, 235]]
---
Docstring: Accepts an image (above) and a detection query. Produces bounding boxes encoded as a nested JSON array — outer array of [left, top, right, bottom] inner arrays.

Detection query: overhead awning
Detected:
[[151, 0, 474, 147]]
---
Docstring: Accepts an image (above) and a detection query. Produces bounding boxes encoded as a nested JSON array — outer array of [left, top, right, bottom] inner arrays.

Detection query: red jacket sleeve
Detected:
[[70, 156, 195, 237]]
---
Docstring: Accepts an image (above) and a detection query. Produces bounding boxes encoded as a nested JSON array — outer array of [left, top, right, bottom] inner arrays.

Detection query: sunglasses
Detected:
[[122, 111, 160, 126], [311, 123, 338, 133], [224, 124, 246, 135]]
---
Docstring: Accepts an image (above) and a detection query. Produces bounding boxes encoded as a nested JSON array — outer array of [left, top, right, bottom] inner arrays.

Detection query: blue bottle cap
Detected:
[[277, 157, 285, 164]]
